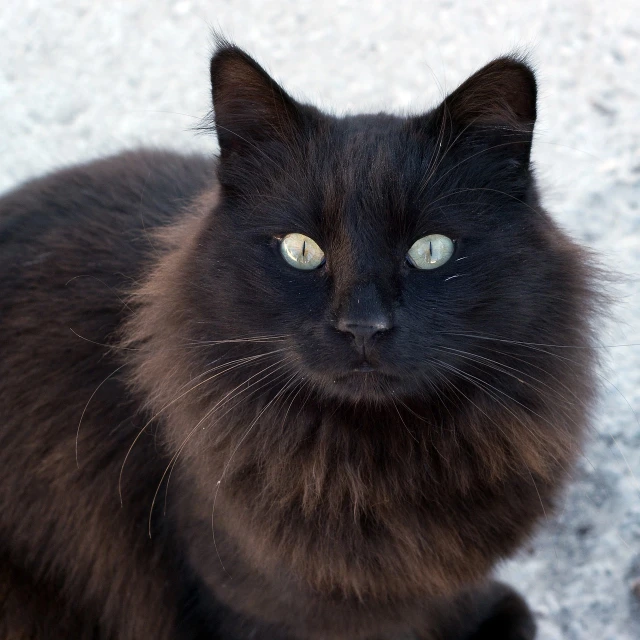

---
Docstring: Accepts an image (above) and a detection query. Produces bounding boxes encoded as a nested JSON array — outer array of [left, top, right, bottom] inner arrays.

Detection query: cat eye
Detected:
[[279, 233, 325, 270], [406, 234, 454, 270]]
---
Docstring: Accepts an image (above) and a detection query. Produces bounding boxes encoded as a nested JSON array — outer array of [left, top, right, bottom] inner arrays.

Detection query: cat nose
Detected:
[[336, 316, 392, 342], [335, 280, 394, 346]]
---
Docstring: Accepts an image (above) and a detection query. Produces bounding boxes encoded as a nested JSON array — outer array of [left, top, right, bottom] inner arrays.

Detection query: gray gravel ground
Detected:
[[1, 1, 639, 638]]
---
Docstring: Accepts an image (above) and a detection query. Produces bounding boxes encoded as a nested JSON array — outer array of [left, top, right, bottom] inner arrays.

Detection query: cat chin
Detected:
[[301, 367, 418, 404]]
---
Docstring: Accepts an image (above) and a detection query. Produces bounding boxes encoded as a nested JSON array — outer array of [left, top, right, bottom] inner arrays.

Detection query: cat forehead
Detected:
[[247, 113, 456, 242], [312, 120, 432, 239], [314, 113, 425, 168]]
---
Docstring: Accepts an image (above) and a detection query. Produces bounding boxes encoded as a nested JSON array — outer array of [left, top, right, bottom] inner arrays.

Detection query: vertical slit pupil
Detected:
[[302, 240, 306, 257]]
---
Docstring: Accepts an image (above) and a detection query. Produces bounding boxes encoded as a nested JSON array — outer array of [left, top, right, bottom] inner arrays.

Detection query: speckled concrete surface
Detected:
[[1, 2, 639, 638]]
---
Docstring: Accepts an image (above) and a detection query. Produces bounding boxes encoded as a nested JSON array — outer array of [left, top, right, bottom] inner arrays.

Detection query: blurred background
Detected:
[[1, 1, 639, 638]]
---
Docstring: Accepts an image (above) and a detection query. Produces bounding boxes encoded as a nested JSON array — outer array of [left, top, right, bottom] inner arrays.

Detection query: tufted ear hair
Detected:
[[210, 41, 305, 159], [430, 56, 537, 167]]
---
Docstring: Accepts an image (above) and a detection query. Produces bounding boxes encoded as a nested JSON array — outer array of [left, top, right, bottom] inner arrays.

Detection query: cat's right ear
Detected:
[[210, 42, 305, 159]]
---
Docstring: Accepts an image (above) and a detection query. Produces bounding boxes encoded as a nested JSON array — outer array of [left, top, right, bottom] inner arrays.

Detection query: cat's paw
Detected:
[[421, 581, 536, 640], [463, 582, 536, 640]]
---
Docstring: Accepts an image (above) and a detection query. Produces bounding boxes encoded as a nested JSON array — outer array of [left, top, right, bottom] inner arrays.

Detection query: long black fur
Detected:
[[0, 43, 601, 639]]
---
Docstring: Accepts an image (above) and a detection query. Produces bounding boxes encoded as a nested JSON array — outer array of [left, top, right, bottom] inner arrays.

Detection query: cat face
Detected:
[[186, 44, 580, 405]]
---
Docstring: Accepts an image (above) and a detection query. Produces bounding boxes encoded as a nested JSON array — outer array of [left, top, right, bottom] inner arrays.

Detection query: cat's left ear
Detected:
[[210, 42, 305, 158], [429, 56, 537, 167]]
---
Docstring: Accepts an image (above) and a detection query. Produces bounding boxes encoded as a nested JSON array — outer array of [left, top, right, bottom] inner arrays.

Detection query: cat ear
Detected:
[[433, 56, 537, 165], [210, 43, 304, 157]]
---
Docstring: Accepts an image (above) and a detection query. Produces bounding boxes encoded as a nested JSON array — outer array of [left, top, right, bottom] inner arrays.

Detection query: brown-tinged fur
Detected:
[[0, 150, 217, 639], [120, 194, 594, 639], [0, 43, 602, 639]]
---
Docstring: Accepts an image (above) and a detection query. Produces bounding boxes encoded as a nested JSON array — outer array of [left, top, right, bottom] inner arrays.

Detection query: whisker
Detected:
[[388, 390, 419, 443], [119, 349, 286, 504], [182, 335, 289, 346], [163, 365, 299, 514], [437, 337, 640, 503], [69, 328, 140, 351], [167, 349, 287, 401], [147, 359, 291, 537], [210, 371, 301, 574], [438, 330, 639, 350], [76, 364, 126, 467], [434, 345, 577, 405], [600, 381, 640, 495], [66, 275, 134, 312], [433, 359, 551, 453], [527, 466, 554, 553]]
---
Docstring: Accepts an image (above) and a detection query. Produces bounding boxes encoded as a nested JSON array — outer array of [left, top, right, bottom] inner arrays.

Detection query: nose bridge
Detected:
[[329, 181, 395, 332], [331, 216, 394, 323], [339, 280, 387, 322]]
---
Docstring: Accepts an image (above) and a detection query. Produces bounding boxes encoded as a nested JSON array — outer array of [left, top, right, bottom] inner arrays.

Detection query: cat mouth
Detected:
[[352, 363, 376, 373], [336, 363, 396, 382], [325, 367, 405, 403]]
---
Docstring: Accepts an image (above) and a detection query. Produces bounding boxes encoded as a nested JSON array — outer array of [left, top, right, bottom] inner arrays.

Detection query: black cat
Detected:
[[0, 40, 600, 639]]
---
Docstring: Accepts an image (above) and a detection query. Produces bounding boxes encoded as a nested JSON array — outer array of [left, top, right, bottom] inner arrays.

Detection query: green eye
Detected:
[[279, 233, 325, 270], [406, 234, 454, 269]]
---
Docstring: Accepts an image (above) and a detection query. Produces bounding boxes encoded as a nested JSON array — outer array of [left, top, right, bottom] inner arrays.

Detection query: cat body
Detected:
[[0, 43, 599, 639]]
